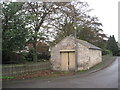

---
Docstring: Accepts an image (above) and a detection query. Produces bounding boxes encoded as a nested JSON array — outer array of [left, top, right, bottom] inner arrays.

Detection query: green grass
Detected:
[[76, 70, 86, 74], [63, 71, 69, 74], [90, 62, 103, 69]]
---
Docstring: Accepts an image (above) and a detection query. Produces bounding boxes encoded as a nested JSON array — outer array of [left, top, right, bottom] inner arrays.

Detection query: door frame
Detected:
[[60, 50, 75, 71]]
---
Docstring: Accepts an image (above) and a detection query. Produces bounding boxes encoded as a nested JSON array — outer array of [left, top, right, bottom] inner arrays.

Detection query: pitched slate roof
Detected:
[[67, 36, 101, 50], [76, 39, 101, 50], [53, 36, 101, 50]]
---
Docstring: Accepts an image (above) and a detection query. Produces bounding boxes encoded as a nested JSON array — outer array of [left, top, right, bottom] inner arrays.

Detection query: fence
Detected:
[[2, 61, 51, 77]]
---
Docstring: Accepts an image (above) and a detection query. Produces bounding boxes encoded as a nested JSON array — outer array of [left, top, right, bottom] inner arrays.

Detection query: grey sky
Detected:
[[81, 0, 119, 41]]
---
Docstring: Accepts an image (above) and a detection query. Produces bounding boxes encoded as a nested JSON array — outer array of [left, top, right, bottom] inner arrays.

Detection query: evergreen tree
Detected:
[[2, 2, 29, 64], [106, 35, 119, 56], [2, 2, 28, 52]]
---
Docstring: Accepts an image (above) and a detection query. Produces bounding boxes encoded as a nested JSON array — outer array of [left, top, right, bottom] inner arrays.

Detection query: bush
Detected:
[[2, 51, 26, 64], [37, 53, 50, 61], [25, 50, 50, 62], [114, 50, 120, 56], [102, 49, 112, 55], [24, 50, 34, 61]]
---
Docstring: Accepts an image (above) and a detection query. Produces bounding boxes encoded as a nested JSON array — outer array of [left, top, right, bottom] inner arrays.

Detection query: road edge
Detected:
[[90, 57, 116, 73]]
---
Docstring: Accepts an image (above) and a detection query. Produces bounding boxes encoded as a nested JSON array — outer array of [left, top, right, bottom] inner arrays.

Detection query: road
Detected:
[[118, 57, 120, 88], [3, 57, 119, 88]]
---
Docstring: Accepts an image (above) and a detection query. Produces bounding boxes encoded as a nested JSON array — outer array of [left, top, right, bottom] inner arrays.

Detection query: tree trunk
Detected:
[[33, 40, 37, 62]]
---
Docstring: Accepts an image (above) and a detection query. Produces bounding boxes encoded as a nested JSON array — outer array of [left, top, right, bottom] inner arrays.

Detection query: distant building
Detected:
[[50, 36, 102, 71]]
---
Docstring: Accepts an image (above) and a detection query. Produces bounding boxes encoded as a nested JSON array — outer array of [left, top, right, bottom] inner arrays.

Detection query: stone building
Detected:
[[50, 36, 102, 71]]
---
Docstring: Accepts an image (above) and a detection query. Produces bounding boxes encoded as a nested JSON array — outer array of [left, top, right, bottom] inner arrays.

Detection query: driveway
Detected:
[[3, 57, 119, 88]]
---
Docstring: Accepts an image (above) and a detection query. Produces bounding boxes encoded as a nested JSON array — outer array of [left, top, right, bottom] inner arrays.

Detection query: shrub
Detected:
[[2, 51, 26, 64], [102, 49, 112, 55], [24, 50, 50, 62], [37, 53, 50, 61]]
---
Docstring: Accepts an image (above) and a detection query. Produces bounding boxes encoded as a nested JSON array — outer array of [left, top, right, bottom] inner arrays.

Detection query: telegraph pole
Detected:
[[73, 8, 78, 72], [74, 12, 77, 39]]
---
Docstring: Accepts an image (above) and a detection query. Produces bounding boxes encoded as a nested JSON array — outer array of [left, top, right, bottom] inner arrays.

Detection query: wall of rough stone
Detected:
[[77, 43, 102, 70], [88, 49, 102, 68], [50, 36, 76, 70], [77, 43, 90, 70]]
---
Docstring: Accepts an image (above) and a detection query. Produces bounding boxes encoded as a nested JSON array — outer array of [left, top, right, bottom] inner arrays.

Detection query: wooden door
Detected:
[[61, 52, 68, 71], [68, 52, 75, 70], [61, 51, 75, 71]]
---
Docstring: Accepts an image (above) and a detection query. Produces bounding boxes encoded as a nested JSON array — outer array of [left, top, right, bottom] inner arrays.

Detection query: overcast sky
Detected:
[[81, 0, 119, 41]]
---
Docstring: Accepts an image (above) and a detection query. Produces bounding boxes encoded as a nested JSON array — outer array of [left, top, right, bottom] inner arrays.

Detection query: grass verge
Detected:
[[3, 55, 115, 81]]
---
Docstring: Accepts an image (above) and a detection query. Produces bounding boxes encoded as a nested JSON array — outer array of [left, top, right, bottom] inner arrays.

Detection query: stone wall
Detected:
[[77, 43, 90, 70], [77, 43, 102, 70], [50, 36, 76, 70], [88, 49, 102, 68]]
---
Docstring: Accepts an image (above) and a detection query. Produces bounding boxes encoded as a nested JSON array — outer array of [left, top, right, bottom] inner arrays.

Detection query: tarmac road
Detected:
[[3, 57, 119, 88]]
